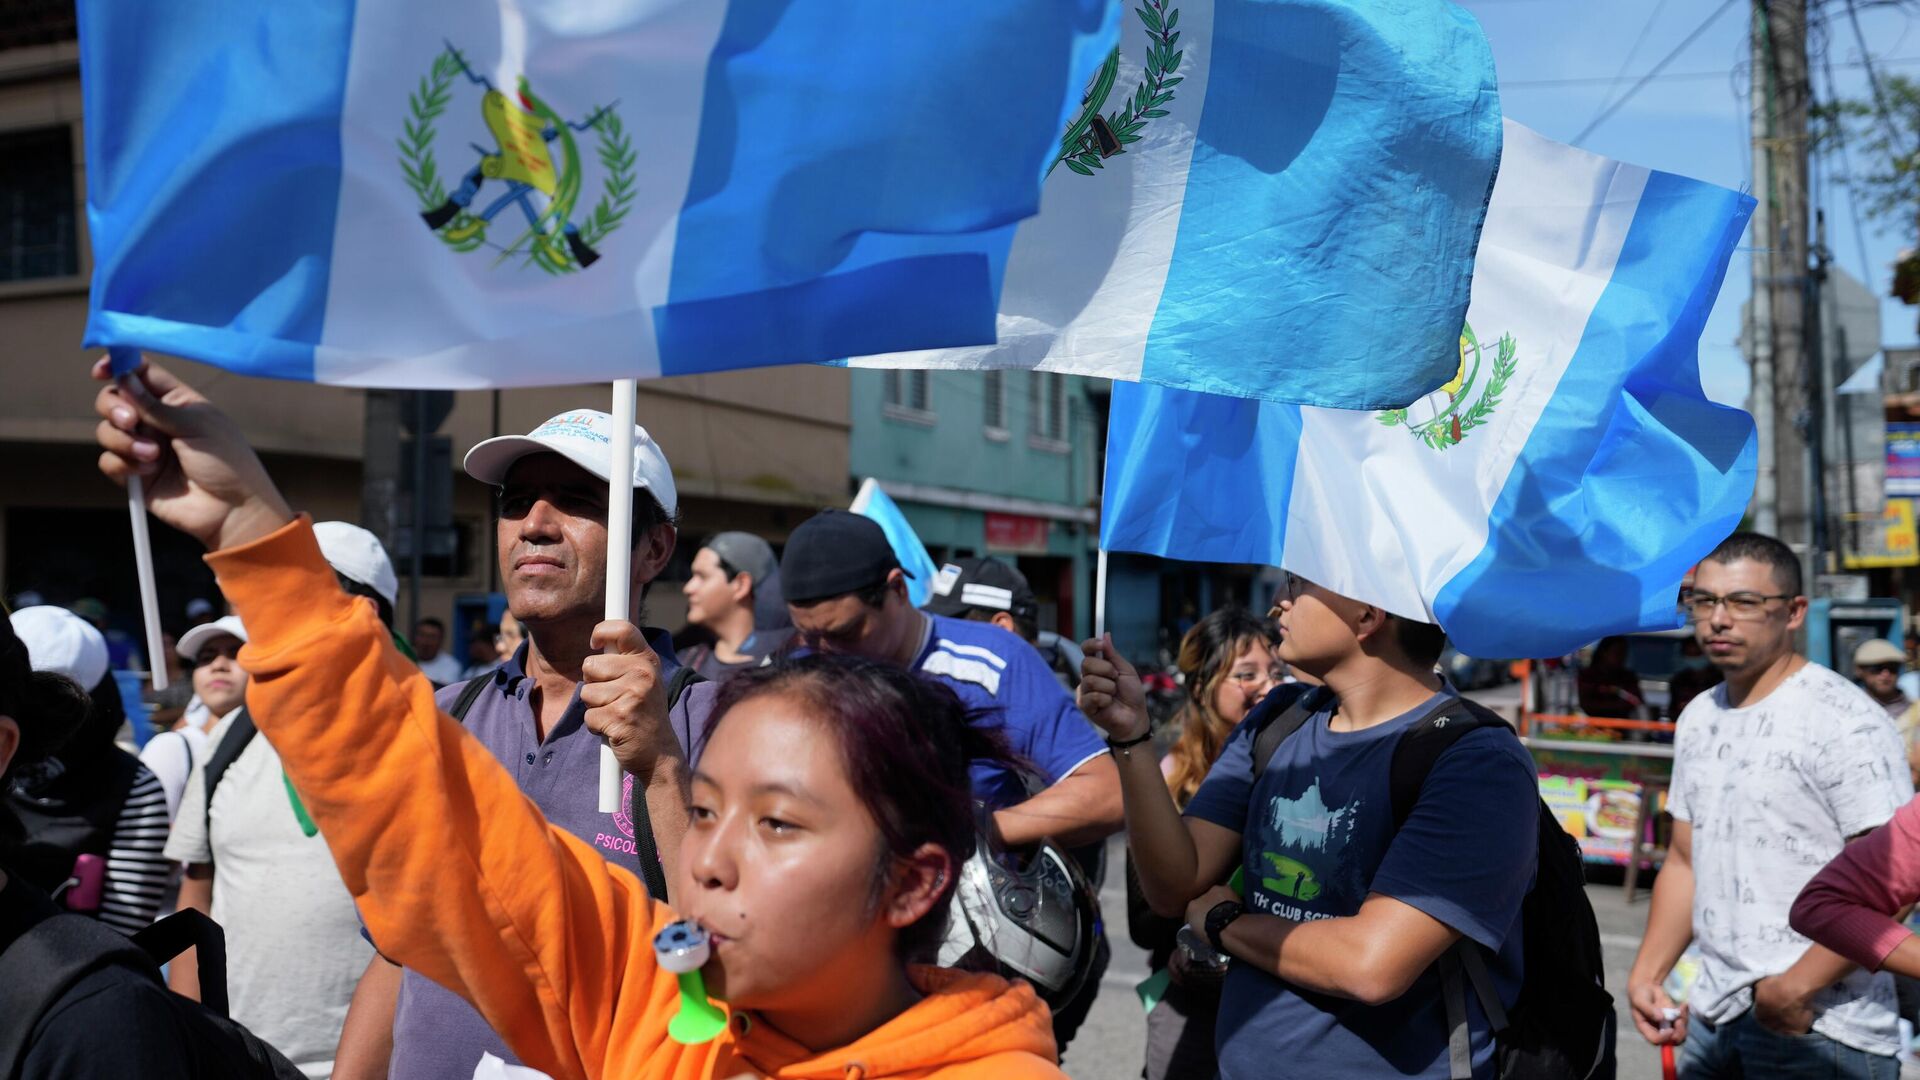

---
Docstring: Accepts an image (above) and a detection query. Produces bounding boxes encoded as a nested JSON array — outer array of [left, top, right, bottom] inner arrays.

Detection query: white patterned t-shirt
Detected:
[[1668, 662, 1914, 1054]]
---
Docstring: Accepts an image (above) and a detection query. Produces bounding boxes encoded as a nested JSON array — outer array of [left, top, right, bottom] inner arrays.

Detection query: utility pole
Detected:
[[1750, 1, 1777, 536], [1754, 0, 1814, 578]]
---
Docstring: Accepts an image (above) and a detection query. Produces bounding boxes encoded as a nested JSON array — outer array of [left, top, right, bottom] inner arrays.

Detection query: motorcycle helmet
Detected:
[[935, 826, 1102, 1008]]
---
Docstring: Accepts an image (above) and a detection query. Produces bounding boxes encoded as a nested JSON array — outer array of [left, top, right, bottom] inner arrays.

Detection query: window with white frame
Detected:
[[883, 369, 932, 420], [983, 369, 1007, 434], [1029, 371, 1068, 446]]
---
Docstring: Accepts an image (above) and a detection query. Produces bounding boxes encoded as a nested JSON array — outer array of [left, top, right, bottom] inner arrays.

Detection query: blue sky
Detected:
[[1459, 0, 1918, 406]]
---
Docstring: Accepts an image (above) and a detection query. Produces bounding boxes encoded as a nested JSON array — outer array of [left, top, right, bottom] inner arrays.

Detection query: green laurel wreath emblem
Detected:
[[579, 111, 636, 253], [1376, 326, 1518, 450], [1050, 0, 1183, 177], [399, 52, 470, 248], [399, 45, 633, 274]]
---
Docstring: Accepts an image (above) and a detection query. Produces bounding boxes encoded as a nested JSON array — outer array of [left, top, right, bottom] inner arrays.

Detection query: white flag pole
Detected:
[[1093, 409, 1110, 642], [125, 473, 169, 692], [600, 378, 639, 814], [1094, 548, 1109, 641], [111, 354, 168, 692]]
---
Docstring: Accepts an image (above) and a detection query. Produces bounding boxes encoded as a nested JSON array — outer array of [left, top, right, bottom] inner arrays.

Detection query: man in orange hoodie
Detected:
[[91, 360, 1064, 1080]]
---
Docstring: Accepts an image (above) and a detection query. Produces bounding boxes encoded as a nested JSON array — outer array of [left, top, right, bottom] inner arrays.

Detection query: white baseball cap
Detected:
[[10, 606, 110, 690], [177, 615, 248, 661], [464, 410, 678, 515], [315, 521, 400, 607]]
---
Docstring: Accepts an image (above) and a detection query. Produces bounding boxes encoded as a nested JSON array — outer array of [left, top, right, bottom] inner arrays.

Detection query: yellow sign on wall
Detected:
[[1844, 499, 1920, 569]]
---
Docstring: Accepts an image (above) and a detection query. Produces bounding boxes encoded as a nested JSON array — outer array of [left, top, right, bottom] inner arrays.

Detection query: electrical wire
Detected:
[[1582, 0, 1673, 134], [1504, 55, 1920, 88], [1816, 3, 1885, 287], [1573, 0, 1743, 143], [1843, 0, 1920, 157]]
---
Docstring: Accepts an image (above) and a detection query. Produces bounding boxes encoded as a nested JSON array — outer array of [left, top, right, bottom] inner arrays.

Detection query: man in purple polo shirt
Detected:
[[332, 409, 716, 1080]]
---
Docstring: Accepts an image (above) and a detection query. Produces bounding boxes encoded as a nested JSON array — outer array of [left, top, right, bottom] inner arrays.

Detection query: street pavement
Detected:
[[1061, 678, 1664, 1078]]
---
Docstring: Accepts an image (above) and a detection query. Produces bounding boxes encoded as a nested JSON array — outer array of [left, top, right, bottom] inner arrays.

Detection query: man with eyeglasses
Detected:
[[1629, 532, 1914, 1079]]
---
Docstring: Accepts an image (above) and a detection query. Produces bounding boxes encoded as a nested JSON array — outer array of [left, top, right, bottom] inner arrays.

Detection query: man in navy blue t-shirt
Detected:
[[1080, 572, 1538, 1079], [778, 510, 1121, 850]]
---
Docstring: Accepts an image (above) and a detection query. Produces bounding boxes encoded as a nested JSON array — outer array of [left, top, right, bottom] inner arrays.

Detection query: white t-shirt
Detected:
[[137, 723, 211, 819], [417, 651, 463, 686], [163, 713, 372, 1078], [1668, 662, 1914, 1054]]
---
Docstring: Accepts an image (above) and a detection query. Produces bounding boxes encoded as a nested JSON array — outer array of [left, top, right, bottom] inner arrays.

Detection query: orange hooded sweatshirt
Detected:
[[209, 517, 1063, 1080]]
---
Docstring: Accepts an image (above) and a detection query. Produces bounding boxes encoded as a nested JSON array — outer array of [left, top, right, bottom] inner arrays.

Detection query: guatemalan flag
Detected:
[[74, 1, 1115, 387], [1102, 122, 1759, 659], [848, 0, 1502, 410]]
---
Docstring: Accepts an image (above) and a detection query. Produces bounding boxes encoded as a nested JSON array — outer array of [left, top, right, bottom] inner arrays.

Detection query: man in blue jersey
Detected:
[[779, 510, 1122, 849]]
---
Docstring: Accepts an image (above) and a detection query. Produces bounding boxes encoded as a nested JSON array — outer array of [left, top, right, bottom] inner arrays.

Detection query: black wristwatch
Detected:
[[1204, 899, 1245, 954]]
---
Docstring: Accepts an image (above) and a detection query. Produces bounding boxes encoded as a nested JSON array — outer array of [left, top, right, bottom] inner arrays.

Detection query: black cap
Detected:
[[780, 510, 908, 604], [924, 557, 1039, 622]]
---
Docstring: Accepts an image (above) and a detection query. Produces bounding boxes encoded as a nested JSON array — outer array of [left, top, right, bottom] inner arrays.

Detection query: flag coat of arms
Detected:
[[1102, 122, 1759, 658], [75, 0, 1114, 387], [849, 0, 1503, 410]]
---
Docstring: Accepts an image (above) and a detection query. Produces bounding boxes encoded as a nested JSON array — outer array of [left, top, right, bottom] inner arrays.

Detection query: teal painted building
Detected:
[[848, 368, 1101, 641]]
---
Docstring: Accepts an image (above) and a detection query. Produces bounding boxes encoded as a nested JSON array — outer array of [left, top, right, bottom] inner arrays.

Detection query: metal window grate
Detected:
[[0, 126, 78, 283], [983, 369, 1005, 429], [1029, 372, 1066, 441], [885, 369, 930, 413]]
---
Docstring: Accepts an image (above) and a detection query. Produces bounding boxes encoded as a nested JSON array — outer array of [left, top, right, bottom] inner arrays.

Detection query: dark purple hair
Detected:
[[704, 653, 1019, 954]]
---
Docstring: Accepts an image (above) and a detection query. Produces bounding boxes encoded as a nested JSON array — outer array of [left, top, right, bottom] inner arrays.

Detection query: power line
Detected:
[[1843, 0, 1920, 157], [1503, 54, 1920, 88], [1573, 0, 1742, 143], [1582, 0, 1672, 133], [1816, 4, 1884, 289]]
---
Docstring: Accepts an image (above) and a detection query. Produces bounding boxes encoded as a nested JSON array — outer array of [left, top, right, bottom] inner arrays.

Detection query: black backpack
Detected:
[[5, 748, 143, 899], [1249, 685, 1616, 1080], [0, 905, 303, 1078]]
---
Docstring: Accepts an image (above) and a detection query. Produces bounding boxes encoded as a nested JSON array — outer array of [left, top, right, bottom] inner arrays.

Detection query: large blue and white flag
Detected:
[[75, 1, 1114, 387], [1102, 122, 1758, 658], [848, 0, 1501, 410]]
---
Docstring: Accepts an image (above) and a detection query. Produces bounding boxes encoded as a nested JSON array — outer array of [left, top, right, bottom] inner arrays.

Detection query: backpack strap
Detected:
[[131, 909, 230, 1017], [1392, 695, 1521, 1078], [1249, 684, 1335, 781], [0, 911, 158, 1075], [1388, 696, 1513, 829], [666, 665, 705, 711], [447, 673, 492, 723], [166, 727, 194, 781], [620, 666, 707, 902], [202, 709, 259, 843], [1438, 947, 1474, 1080]]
